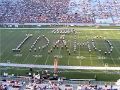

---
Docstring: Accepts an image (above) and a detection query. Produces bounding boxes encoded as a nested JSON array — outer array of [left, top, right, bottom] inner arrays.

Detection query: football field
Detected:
[[0, 27, 120, 67]]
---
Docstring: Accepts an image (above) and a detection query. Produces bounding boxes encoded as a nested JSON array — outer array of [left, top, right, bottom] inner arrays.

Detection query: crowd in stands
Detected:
[[0, 0, 120, 24], [0, 73, 119, 90], [0, 79, 119, 90]]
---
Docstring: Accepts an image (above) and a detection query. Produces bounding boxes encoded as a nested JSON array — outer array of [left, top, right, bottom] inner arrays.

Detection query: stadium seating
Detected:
[[0, 78, 119, 90], [0, 0, 120, 23]]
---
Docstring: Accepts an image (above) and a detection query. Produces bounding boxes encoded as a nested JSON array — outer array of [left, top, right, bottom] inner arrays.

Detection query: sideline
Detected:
[[0, 63, 120, 70]]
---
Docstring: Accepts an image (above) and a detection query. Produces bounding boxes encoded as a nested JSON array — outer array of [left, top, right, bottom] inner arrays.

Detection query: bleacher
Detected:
[[0, 0, 120, 24]]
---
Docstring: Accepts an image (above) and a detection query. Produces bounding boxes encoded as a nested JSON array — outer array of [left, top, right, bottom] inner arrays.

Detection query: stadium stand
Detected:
[[0, 75, 119, 90], [0, 0, 120, 24], [0, 0, 120, 90]]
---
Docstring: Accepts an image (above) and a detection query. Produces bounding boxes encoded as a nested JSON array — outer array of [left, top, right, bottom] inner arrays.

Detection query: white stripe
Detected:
[[0, 63, 120, 70]]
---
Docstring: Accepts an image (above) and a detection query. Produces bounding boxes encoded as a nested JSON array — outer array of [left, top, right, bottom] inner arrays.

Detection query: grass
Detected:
[[0, 26, 120, 81], [0, 67, 120, 81], [1, 28, 120, 67]]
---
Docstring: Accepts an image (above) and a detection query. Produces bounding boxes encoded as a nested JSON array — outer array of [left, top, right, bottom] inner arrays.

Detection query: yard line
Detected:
[[58, 45, 62, 55], [94, 30, 116, 67], [31, 32, 46, 65], [45, 55, 50, 65], [106, 48, 117, 67], [45, 34, 62, 65], [1, 32, 23, 62], [100, 32, 117, 67], [33, 55, 39, 65], [67, 43, 70, 65], [1, 30, 23, 55], [67, 34, 72, 66], [56, 35, 62, 65], [22, 33, 37, 64], [78, 34, 81, 66], [68, 32, 77, 66], [110, 30, 120, 53], [44, 33, 54, 65], [22, 52, 31, 64], [84, 31, 93, 66], [89, 54, 93, 66], [74, 32, 82, 72], [1, 35, 15, 57], [72, 31, 80, 66], [109, 30, 120, 66], [87, 39, 93, 66], [91, 30, 105, 66], [0, 29, 1, 60], [79, 51, 82, 66]]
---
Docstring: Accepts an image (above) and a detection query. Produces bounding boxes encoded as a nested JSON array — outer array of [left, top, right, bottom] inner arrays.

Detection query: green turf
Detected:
[[0, 28, 120, 67], [0, 27, 120, 81], [0, 67, 120, 81]]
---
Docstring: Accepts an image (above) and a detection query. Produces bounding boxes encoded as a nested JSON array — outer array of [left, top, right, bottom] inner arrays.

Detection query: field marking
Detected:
[[1, 31, 33, 63], [92, 30, 120, 67], [67, 34, 72, 66], [1, 33, 23, 62], [84, 31, 94, 66], [1, 31, 26, 55], [0, 63, 120, 70], [33, 54, 39, 64], [54, 55, 63, 59], [56, 35, 62, 64], [92, 30, 105, 66], [109, 30, 120, 66], [22, 52, 31, 64], [0, 29, 1, 61], [0, 33, 16, 58], [77, 32, 82, 66], [33, 55, 42, 58], [33, 31, 47, 63], [1, 28, 120, 66], [45, 34, 62, 65], [89, 54, 93, 66], [94, 29, 106, 66], [90, 30, 101, 66], [45, 55, 50, 65], [102, 35, 116, 67], [14, 54, 22, 57], [1, 28, 120, 30], [95, 30, 116, 67]]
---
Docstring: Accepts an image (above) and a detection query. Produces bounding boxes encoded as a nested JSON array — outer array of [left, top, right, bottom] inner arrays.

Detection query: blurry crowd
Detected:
[[0, 0, 120, 23], [0, 71, 119, 90], [0, 78, 119, 90]]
